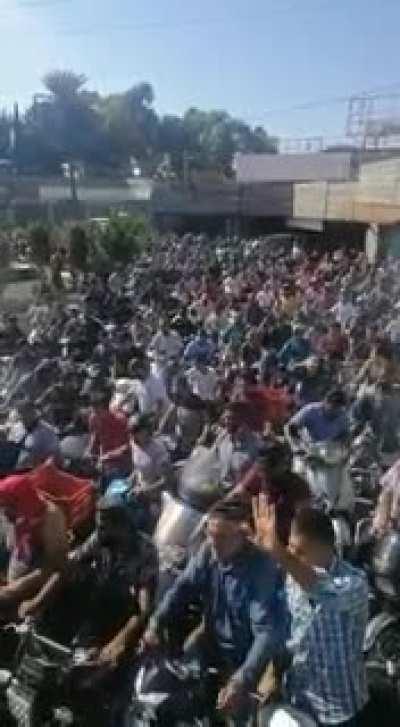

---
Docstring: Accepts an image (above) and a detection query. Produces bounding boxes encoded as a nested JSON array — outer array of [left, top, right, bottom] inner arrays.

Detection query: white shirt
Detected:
[[386, 319, 400, 344], [186, 366, 218, 401], [331, 301, 355, 328], [256, 289, 272, 309], [130, 374, 168, 415], [150, 330, 182, 360], [132, 437, 169, 486]]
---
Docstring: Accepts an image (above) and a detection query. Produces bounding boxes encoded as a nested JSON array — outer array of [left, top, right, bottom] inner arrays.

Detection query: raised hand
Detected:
[[252, 494, 280, 553]]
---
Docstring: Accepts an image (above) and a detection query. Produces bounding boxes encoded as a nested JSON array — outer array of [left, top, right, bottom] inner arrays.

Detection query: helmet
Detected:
[[372, 532, 400, 600]]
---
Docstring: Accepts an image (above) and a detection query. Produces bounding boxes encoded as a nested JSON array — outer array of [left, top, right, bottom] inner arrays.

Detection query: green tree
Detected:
[[28, 223, 51, 266], [0, 111, 11, 158], [99, 83, 159, 172], [21, 71, 107, 172], [16, 70, 278, 177], [100, 214, 150, 266], [69, 224, 89, 272]]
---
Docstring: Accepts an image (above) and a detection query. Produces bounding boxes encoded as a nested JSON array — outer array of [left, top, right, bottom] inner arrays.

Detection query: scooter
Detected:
[[292, 440, 353, 556], [153, 447, 223, 597]]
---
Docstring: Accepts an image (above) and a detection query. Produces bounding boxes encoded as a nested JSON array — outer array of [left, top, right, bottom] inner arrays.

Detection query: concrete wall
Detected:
[[39, 178, 153, 204], [236, 152, 354, 184], [294, 157, 400, 225]]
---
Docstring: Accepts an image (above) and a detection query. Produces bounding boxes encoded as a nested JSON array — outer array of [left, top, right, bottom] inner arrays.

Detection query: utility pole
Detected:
[[9, 102, 19, 175]]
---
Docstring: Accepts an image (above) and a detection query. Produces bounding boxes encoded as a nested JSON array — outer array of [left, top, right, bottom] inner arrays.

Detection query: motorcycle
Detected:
[[124, 654, 213, 726], [364, 532, 400, 725], [0, 622, 111, 727]]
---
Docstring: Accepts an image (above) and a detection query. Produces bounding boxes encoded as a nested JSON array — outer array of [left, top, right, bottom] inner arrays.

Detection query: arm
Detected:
[[100, 442, 130, 463], [0, 568, 59, 610], [19, 528, 99, 618], [100, 542, 158, 665], [253, 496, 320, 592], [156, 403, 177, 436], [18, 572, 63, 619], [373, 486, 394, 535], [233, 565, 285, 689], [41, 502, 69, 572], [147, 545, 207, 637], [183, 341, 194, 363], [253, 496, 368, 607], [284, 410, 307, 451]]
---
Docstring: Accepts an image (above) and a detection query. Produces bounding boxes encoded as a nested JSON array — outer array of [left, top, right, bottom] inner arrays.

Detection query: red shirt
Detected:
[[89, 408, 132, 474]]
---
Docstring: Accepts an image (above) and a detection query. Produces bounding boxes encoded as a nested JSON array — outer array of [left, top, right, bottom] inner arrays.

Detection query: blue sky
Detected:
[[1, 0, 400, 142]]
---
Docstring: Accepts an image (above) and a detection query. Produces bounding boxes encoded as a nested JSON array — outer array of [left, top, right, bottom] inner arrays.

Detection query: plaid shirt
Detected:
[[285, 558, 369, 725]]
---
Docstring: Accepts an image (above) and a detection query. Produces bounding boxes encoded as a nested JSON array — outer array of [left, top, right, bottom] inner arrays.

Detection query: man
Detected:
[[278, 325, 311, 369], [124, 356, 168, 417], [18, 402, 61, 467], [352, 381, 400, 467], [285, 389, 349, 446], [237, 442, 311, 544], [321, 323, 348, 362], [88, 388, 132, 484], [294, 356, 332, 407], [285, 390, 352, 510], [215, 402, 263, 487], [158, 374, 206, 458], [186, 353, 219, 403], [253, 500, 370, 727], [331, 292, 356, 329], [19, 491, 157, 722], [143, 499, 284, 725], [183, 328, 215, 365], [150, 318, 182, 361]]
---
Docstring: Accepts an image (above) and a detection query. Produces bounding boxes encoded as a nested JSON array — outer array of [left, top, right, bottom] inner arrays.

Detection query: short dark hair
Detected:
[[293, 507, 335, 548], [325, 388, 346, 407], [210, 497, 252, 523]]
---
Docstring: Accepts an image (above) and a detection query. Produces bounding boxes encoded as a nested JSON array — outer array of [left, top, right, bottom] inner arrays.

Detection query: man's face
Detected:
[[223, 409, 239, 435], [288, 525, 325, 568], [323, 400, 340, 420], [207, 516, 245, 560], [96, 509, 128, 547]]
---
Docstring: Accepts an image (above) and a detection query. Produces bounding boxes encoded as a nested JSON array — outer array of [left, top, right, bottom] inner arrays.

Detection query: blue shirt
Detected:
[[285, 558, 369, 724], [151, 541, 285, 688], [290, 402, 349, 442], [183, 337, 215, 365]]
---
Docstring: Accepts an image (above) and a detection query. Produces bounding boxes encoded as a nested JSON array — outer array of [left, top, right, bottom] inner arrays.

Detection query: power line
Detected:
[[236, 84, 400, 122]]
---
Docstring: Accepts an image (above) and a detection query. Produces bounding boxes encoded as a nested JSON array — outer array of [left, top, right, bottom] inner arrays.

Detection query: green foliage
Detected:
[[69, 224, 89, 271], [100, 215, 150, 266], [12, 70, 277, 177], [0, 239, 11, 269], [28, 224, 51, 265]]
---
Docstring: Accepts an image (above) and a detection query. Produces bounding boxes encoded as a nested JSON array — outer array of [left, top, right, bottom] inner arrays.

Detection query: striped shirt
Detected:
[[285, 558, 369, 725]]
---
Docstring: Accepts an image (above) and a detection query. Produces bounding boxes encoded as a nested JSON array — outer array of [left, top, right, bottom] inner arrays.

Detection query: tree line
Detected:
[[0, 71, 278, 180]]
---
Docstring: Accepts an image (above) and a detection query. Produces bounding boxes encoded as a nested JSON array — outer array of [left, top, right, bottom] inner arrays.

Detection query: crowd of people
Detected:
[[0, 233, 399, 725]]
